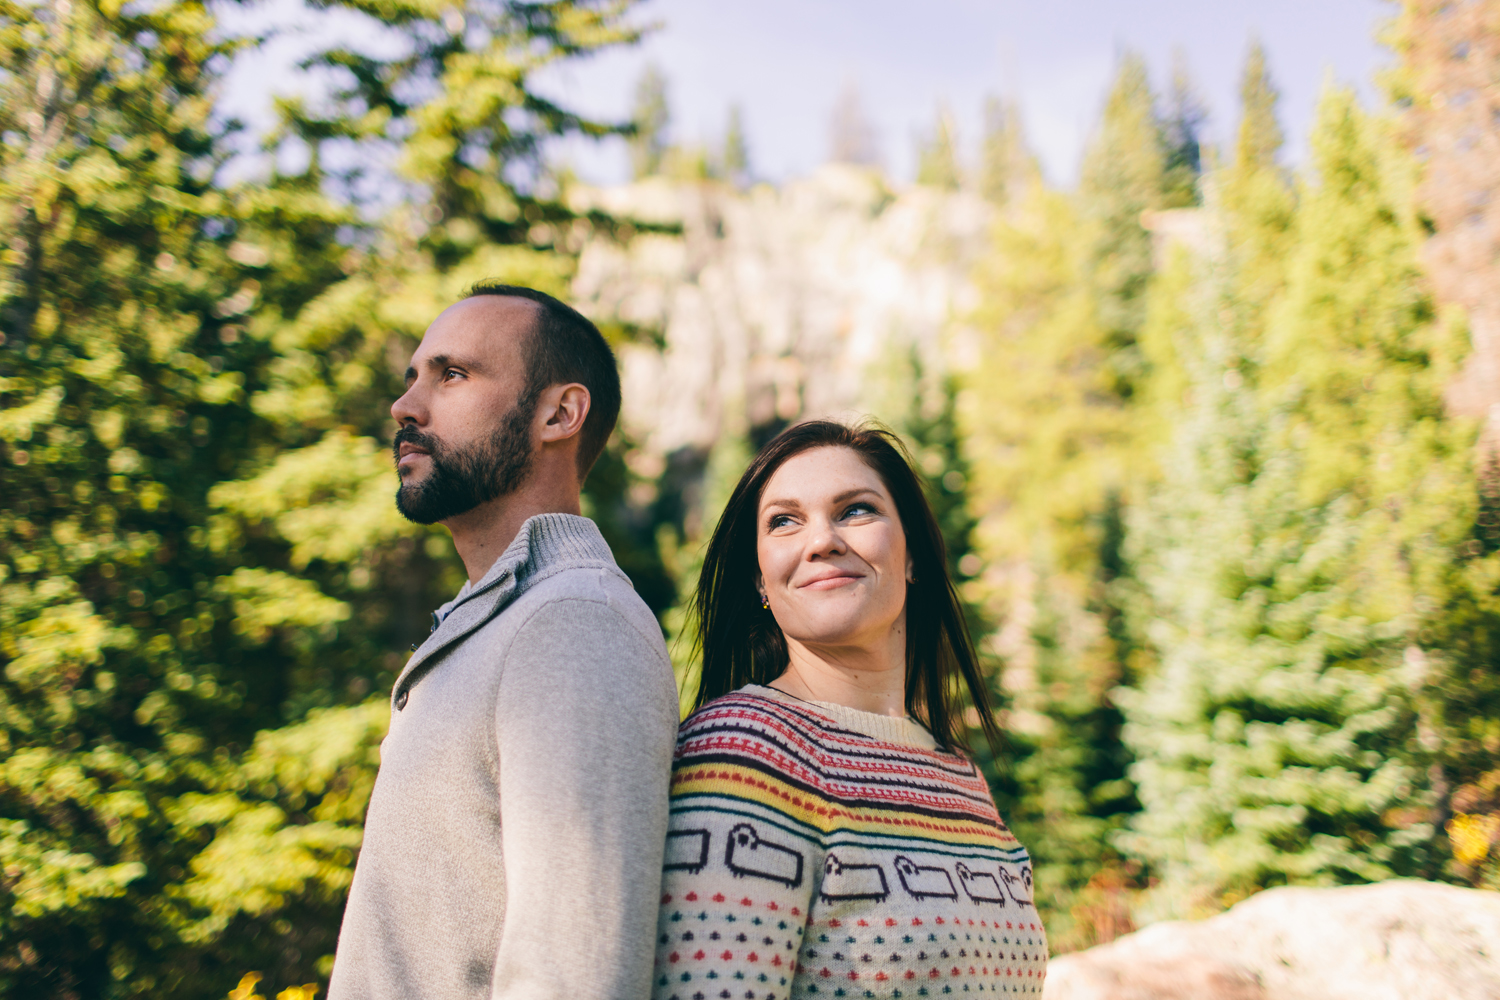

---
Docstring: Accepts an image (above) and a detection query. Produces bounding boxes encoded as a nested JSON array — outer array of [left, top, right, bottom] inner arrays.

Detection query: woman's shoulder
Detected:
[[678, 684, 831, 738]]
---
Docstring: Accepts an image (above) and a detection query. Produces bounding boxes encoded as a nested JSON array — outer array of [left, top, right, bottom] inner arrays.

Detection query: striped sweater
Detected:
[[652, 685, 1047, 1000]]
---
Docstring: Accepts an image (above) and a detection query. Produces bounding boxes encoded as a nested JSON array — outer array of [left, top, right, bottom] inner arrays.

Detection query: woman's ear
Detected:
[[905, 555, 915, 584]]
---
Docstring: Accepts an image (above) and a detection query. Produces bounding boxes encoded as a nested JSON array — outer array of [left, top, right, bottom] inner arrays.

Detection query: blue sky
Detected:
[[218, 0, 1392, 189]]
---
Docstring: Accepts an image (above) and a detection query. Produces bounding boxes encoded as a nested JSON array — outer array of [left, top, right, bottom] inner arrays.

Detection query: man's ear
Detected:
[[536, 382, 591, 444]]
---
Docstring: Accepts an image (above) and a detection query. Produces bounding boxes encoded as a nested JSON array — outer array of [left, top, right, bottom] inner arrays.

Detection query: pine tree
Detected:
[[1391, 0, 1500, 887], [961, 172, 1140, 950], [1080, 52, 1169, 365], [1161, 52, 1208, 209], [1390, 0, 1500, 438], [828, 81, 881, 166], [916, 104, 962, 190], [0, 1, 657, 995], [978, 95, 1036, 207], [1121, 84, 1482, 913], [722, 104, 750, 186], [963, 51, 1220, 948], [630, 63, 670, 179], [1219, 39, 1296, 352], [0, 2, 366, 995]]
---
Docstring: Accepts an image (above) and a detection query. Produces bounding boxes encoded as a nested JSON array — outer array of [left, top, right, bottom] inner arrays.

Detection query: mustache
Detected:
[[393, 424, 442, 463]]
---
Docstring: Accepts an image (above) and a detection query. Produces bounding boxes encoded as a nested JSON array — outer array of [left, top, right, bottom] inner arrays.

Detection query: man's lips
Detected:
[[396, 442, 431, 469]]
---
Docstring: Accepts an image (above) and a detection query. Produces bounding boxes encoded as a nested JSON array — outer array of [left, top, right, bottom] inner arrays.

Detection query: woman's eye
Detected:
[[842, 503, 876, 519], [768, 514, 794, 529]]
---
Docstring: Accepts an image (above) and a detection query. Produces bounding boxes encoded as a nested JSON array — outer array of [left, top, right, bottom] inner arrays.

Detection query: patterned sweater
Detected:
[[652, 685, 1047, 1000]]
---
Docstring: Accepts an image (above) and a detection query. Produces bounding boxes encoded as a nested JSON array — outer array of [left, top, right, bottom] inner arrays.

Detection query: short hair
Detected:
[[689, 419, 1001, 757], [463, 282, 621, 478]]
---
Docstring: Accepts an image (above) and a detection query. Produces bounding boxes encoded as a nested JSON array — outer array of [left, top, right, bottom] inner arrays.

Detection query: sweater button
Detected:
[[395, 689, 409, 711]]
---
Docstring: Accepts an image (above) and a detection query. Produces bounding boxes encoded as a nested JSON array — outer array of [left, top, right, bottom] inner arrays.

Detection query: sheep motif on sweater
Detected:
[[652, 686, 1047, 1000]]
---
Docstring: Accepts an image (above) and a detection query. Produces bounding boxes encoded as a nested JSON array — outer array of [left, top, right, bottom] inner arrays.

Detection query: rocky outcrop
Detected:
[[568, 168, 992, 461], [1043, 880, 1500, 1000]]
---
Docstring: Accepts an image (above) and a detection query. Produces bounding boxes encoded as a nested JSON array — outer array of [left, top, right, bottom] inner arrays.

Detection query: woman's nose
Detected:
[[806, 519, 847, 558]]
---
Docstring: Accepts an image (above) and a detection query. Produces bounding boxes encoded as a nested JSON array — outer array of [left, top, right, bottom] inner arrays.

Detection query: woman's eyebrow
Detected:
[[830, 487, 881, 505], [761, 487, 881, 512]]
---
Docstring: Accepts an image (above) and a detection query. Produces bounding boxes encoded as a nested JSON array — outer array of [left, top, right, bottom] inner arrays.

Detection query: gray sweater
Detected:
[[328, 514, 679, 1000]]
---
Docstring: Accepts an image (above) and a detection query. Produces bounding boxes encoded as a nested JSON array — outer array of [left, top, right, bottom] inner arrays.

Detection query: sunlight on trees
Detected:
[[4, 2, 1500, 994]]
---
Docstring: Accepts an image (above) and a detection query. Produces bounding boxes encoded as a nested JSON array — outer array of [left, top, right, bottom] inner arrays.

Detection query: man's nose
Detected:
[[391, 382, 424, 425]]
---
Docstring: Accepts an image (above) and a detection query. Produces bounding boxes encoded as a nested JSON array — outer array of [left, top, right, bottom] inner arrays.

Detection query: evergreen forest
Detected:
[[3, 1, 1500, 996]]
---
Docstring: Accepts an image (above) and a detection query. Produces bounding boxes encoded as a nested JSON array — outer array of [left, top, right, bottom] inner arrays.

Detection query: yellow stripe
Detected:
[[672, 763, 1020, 849]]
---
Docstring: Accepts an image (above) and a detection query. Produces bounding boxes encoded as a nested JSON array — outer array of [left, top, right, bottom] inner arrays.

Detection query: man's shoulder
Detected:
[[504, 562, 667, 657]]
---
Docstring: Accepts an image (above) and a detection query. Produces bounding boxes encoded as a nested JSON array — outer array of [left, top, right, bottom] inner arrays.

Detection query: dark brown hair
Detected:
[[464, 282, 620, 477], [691, 419, 1001, 756]]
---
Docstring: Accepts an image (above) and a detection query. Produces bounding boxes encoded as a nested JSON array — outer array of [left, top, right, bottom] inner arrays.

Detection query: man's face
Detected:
[[391, 296, 539, 524]]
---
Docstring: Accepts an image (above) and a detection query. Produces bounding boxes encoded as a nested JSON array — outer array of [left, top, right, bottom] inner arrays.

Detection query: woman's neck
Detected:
[[771, 627, 907, 718]]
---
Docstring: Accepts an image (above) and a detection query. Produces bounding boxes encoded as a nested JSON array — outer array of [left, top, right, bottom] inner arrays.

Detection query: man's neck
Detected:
[[443, 486, 582, 585]]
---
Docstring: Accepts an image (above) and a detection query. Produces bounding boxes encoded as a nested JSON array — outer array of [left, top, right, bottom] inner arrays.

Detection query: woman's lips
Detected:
[[798, 574, 863, 591]]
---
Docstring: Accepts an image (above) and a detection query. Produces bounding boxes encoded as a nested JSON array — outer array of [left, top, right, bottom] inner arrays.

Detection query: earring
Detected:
[[760, 594, 769, 609]]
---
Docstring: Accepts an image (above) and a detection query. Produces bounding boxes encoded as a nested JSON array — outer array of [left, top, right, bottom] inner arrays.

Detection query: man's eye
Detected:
[[443, 368, 464, 381]]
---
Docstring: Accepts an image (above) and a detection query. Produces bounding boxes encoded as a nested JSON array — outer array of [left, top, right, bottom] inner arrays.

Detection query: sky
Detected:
[[216, 0, 1394, 189]]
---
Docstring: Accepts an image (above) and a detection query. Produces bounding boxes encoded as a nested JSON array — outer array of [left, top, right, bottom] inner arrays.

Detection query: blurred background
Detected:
[[5, 0, 1500, 996]]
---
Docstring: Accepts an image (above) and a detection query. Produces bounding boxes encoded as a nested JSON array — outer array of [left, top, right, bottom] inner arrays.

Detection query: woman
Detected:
[[652, 421, 1046, 1000]]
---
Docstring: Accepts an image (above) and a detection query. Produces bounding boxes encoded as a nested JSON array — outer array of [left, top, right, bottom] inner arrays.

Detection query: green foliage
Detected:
[[0, 1, 375, 993], [630, 63, 670, 179], [1234, 40, 1285, 173], [978, 96, 1035, 207], [1080, 52, 1169, 357], [1120, 85, 1492, 914], [1218, 39, 1296, 352], [0, 0, 655, 996], [8, 5, 1500, 986], [961, 51, 1209, 947], [1160, 56, 1207, 209], [916, 105, 962, 191], [721, 104, 750, 186]]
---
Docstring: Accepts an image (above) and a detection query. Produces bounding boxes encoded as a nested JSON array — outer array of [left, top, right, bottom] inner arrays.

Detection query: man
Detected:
[[328, 284, 680, 1000]]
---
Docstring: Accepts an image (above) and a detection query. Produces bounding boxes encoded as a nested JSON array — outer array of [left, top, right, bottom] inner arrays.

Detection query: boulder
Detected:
[[1043, 880, 1500, 1000]]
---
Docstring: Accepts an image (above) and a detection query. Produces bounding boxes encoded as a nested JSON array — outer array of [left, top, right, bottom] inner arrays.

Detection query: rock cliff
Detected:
[[568, 167, 992, 464]]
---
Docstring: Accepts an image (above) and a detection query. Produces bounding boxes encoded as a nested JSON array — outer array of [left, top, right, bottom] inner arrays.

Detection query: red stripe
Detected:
[[684, 701, 990, 789], [675, 695, 1009, 829], [691, 699, 976, 774], [671, 768, 1014, 843]]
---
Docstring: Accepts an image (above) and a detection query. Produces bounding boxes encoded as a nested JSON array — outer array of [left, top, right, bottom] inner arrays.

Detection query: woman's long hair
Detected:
[[691, 419, 1001, 756]]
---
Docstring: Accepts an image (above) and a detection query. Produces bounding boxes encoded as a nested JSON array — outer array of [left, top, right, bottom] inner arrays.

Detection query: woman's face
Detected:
[[756, 445, 911, 650]]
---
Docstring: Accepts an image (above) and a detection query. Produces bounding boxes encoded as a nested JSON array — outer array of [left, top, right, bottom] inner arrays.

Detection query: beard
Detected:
[[393, 401, 536, 524]]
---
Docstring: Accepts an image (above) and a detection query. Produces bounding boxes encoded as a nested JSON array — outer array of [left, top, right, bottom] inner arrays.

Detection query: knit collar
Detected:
[[743, 684, 940, 750], [432, 512, 615, 625], [395, 513, 617, 703]]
